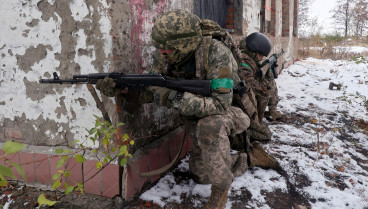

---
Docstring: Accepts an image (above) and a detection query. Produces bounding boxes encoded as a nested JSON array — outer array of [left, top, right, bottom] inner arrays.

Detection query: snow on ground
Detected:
[[139, 58, 368, 209], [306, 46, 368, 54]]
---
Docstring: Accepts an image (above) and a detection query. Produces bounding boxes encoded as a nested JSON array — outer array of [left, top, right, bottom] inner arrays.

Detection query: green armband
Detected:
[[210, 78, 234, 90], [240, 62, 251, 68]]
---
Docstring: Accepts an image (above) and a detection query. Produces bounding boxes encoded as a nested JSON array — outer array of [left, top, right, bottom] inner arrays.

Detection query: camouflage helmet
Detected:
[[151, 10, 203, 57], [239, 32, 271, 57]]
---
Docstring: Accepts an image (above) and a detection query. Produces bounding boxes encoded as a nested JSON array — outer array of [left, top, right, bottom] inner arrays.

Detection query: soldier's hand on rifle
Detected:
[[96, 77, 126, 97], [147, 86, 177, 108]]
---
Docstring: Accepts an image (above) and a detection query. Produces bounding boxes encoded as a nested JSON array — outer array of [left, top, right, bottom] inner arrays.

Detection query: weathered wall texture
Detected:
[[0, 0, 299, 150], [0, 0, 112, 147], [110, 0, 194, 149], [241, 0, 262, 34]]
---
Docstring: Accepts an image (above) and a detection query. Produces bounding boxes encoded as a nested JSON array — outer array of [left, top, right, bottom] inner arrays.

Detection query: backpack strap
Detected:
[[202, 36, 212, 73]]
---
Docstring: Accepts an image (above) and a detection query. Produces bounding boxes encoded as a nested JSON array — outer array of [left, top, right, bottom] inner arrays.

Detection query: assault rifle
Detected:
[[260, 49, 284, 79], [40, 72, 211, 113]]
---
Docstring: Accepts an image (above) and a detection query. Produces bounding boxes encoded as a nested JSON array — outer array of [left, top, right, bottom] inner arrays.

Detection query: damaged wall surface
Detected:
[[0, 0, 299, 150], [0, 0, 195, 149], [0, 0, 113, 147], [0, 0, 300, 200]]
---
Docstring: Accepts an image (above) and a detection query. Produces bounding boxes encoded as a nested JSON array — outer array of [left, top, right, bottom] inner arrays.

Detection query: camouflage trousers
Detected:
[[256, 79, 279, 122], [188, 106, 250, 190], [233, 88, 272, 142]]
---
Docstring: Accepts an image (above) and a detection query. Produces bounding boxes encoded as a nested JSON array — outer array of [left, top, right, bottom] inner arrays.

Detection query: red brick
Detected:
[[101, 164, 119, 198], [138, 156, 149, 193], [148, 148, 160, 183], [49, 155, 63, 177], [180, 137, 192, 159], [20, 152, 35, 183], [65, 158, 83, 186], [168, 134, 181, 162], [7, 153, 21, 180], [34, 154, 51, 185], [83, 159, 101, 196], [159, 140, 171, 171], [125, 160, 139, 199]]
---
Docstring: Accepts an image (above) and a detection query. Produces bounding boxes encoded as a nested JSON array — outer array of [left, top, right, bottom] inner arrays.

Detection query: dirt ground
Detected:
[[2, 111, 367, 209]]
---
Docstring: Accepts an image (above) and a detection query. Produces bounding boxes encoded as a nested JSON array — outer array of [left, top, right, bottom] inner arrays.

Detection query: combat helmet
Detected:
[[151, 10, 203, 64], [239, 32, 271, 57]]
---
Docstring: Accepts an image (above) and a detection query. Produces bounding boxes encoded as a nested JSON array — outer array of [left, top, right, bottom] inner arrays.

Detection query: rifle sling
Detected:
[[133, 119, 191, 177], [86, 84, 111, 123]]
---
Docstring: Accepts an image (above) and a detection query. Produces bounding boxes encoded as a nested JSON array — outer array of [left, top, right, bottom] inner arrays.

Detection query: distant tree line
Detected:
[[331, 0, 368, 37], [298, 0, 368, 37]]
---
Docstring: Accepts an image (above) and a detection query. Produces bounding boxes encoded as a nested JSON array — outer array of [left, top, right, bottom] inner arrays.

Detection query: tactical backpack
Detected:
[[198, 19, 241, 72]]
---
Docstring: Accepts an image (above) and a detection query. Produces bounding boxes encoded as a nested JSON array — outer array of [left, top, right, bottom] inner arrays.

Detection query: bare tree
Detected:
[[331, 0, 356, 37], [351, 0, 368, 36], [298, 0, 311, 37]]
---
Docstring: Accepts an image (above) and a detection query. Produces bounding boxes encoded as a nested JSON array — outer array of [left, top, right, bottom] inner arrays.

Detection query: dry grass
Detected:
[[298, 36, 368, 60]]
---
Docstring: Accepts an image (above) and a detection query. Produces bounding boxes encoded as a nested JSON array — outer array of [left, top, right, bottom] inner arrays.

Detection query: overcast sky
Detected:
[[309, 0, 337, 33]]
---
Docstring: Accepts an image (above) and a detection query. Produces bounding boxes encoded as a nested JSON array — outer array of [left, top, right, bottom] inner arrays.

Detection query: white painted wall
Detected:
[[0, 0, 112, 147]]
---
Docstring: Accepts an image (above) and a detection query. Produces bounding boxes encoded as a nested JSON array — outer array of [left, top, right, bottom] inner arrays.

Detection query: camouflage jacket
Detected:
[[144, 38, 240, 118], [238, 52, 274, 97]]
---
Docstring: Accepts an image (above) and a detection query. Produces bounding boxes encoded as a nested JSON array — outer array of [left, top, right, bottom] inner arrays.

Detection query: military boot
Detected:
[[203, 185, 229, 209], [269, 110, 282, 120], [248, 142, 280, 170]]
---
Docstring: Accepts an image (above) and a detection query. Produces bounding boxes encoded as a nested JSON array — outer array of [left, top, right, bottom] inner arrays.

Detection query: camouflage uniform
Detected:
[[234, 48, 272, 142], [148, 10, 250, 190], [255, 64, 280, 122], [97, 11, 280, 209]]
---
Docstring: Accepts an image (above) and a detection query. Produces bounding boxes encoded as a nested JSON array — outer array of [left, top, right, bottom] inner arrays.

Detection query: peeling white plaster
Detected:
[[244, 0, 261, 34], [70, 0, 89, 22], [73, 29, 87, 49], [0, 1, 110, 147], [98, 13, 112, 60]]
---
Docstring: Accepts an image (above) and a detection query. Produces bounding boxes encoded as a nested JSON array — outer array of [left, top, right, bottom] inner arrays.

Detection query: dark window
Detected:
[[260, 0, 272, 33], [194, 0, 231, 28]]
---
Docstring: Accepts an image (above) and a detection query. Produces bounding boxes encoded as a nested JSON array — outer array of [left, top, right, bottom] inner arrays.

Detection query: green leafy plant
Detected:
[[0, 116, 134, 207], [42, 115, 133, 206], [0, 141, 26, 187]]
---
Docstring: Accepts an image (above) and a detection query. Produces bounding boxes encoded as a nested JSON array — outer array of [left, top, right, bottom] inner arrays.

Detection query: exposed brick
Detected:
[[148, 148, 160, 183], [159, 140, 171, 170], [34, 153, 51, 185], [65, 158, 83, 186], [168, 134, 181, 162], [125, 160, 139, 199], [138, 156, 149, 193], [20, 152, 35, 183], [7, 153, 21, 180], [101, 164, 119, 198], [83, 159, 102, 196]]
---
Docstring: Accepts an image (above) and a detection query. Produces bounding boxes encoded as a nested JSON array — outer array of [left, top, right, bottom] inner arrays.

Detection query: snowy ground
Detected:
[[306, 46, 368, 54], [1, 58, 367, 209], [136, 58, 368, 209]]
